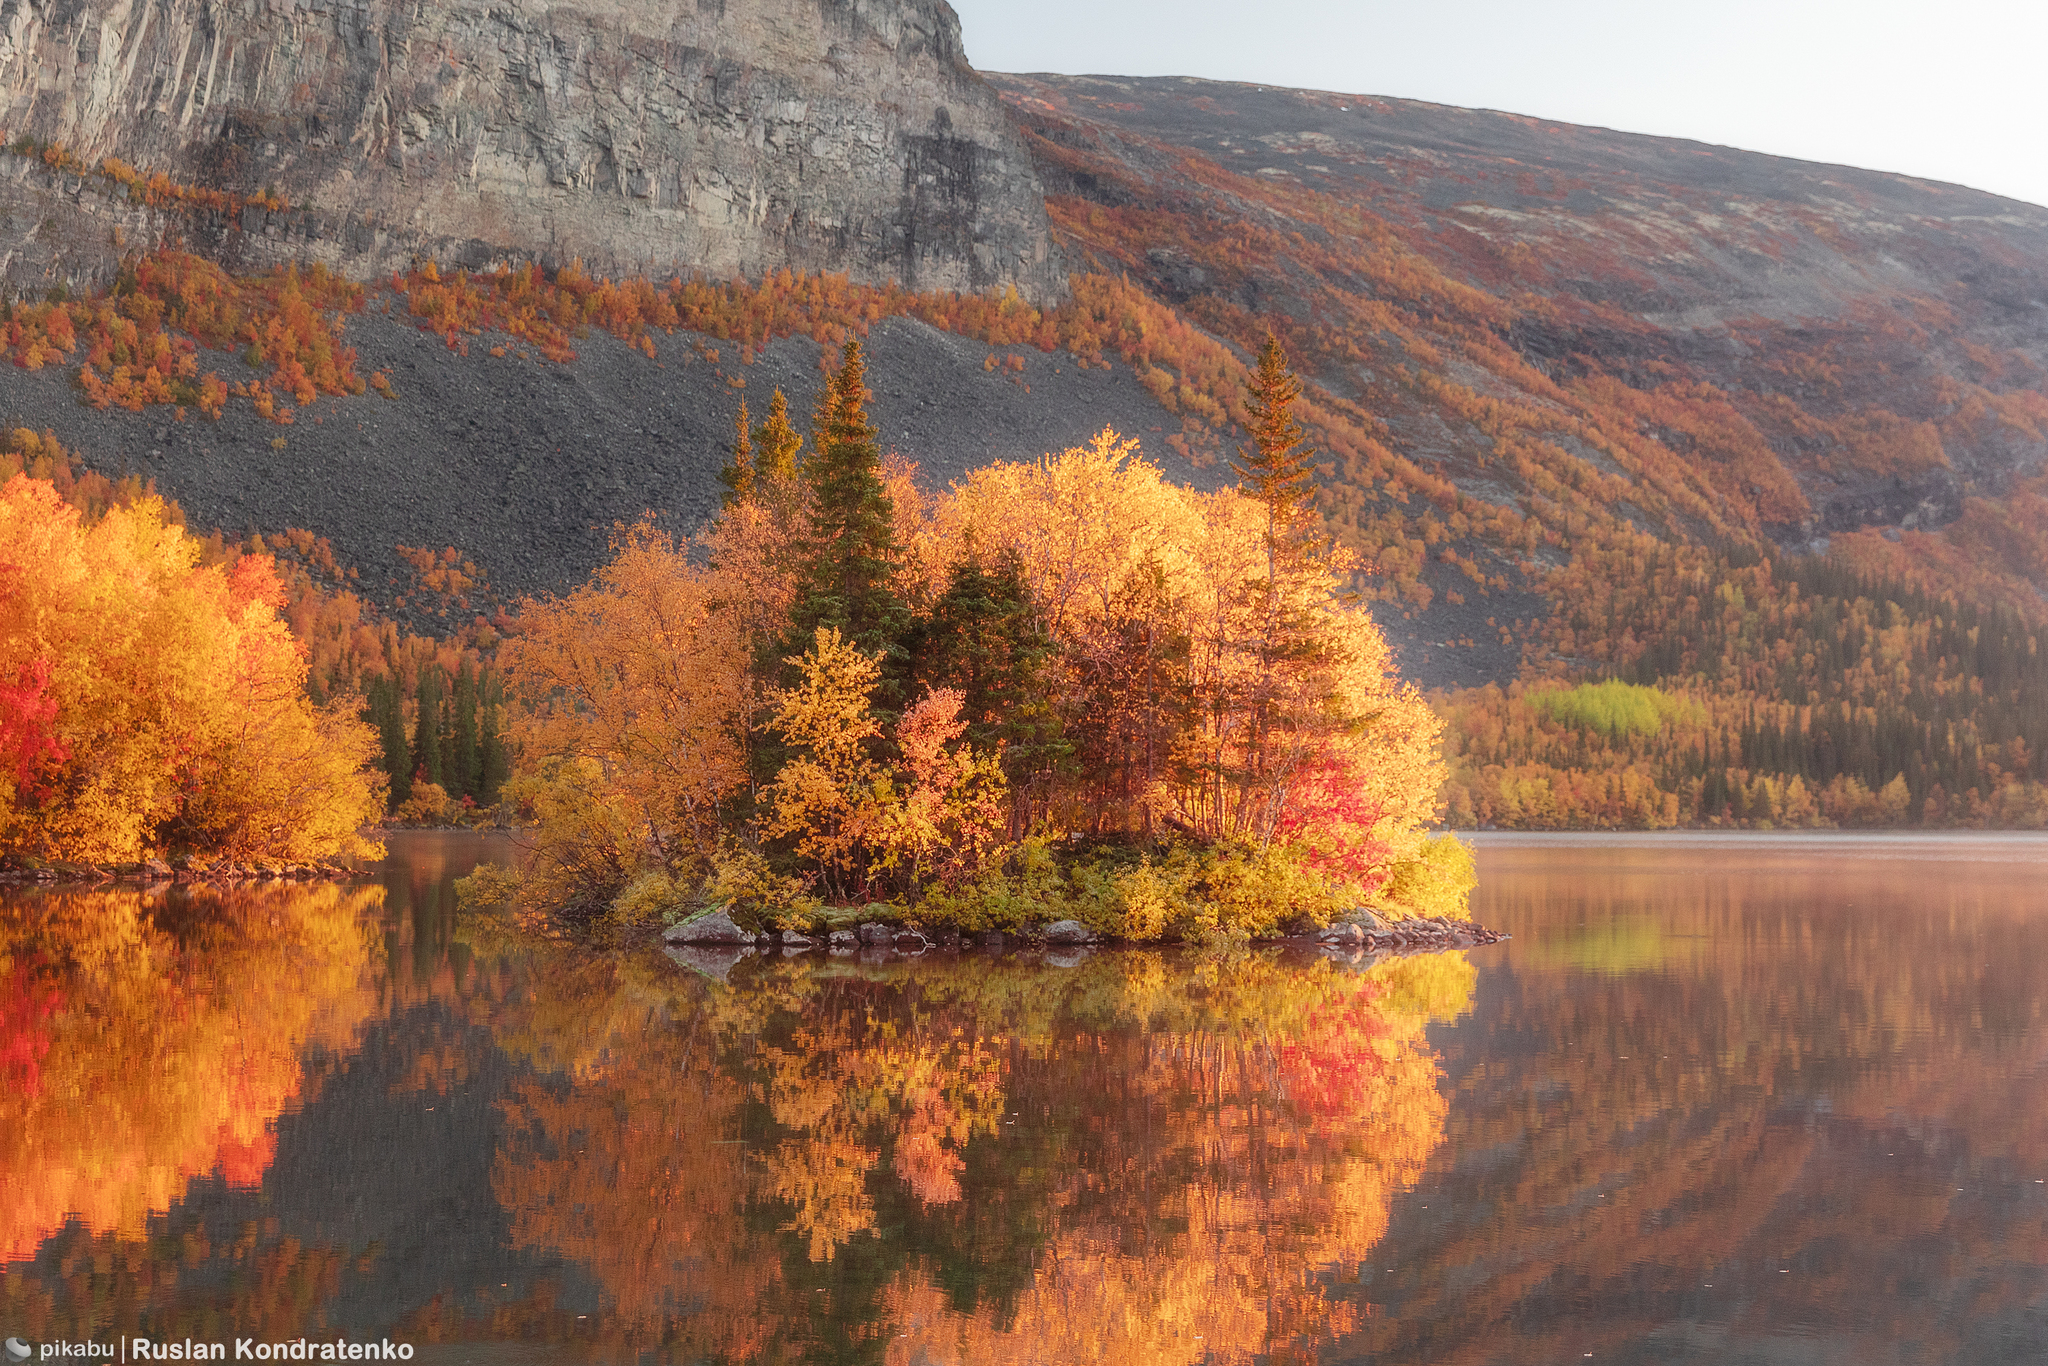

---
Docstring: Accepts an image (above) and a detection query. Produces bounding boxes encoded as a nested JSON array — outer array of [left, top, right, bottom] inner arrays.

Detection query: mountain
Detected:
[[990, 73, 2048, 581], [0, 0, 1062, 300], [5, 41, 2048, 824]]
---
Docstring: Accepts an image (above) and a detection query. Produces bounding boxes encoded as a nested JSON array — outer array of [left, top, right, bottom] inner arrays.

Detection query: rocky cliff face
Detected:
[[0, 0, 1063, 298]]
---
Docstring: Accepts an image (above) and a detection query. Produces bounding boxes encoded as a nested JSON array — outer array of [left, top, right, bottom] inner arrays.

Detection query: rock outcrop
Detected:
[[0, 0, 1063, 298]]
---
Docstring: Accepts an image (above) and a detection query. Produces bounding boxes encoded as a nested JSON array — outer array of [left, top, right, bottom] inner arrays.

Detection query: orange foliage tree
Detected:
[[0, 475, 384, 866]]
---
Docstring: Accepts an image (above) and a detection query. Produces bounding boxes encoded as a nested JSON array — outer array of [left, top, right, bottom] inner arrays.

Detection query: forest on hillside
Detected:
[[4, 124, 2047, 835]]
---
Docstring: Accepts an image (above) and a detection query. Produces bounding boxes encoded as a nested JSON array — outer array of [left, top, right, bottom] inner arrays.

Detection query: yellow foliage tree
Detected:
[[0, 475, 383, 865], [762, 629, 1009, 901], [501, 523, 750, 909]]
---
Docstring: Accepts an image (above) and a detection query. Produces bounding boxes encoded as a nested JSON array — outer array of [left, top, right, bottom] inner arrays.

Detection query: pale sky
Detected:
[[950, 0, 2048, 209]]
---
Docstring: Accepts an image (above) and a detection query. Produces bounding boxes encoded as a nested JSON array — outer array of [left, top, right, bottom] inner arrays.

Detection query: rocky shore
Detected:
[[662, 905, 1508, 978], [0, 859, 368, 887]]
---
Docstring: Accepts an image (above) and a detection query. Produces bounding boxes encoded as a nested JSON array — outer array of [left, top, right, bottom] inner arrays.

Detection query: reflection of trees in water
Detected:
[[1351, 856, 2048, 1365], [0, 853, 1477, 1364], [0, 884, 382, 1263], [485, 950, 1474, 1364]]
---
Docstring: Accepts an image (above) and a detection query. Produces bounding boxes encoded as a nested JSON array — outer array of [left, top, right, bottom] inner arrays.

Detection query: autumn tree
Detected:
[[501, 522, 749, 911], [762, 628, 1007, 901], [0, 475, 384, 865]]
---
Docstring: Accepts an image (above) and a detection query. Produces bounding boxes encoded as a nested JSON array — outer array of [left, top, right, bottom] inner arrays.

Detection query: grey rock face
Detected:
[[828, 928, 859, 948], [0, 0, 1063, 300], [663, 907, 751, 945], [856, 922, 892, 945], [1041, 919, 1096, 945]]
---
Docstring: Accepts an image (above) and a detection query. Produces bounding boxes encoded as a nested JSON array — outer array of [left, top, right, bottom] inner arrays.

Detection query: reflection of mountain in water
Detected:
[[1341, 841, 2048, 1366]]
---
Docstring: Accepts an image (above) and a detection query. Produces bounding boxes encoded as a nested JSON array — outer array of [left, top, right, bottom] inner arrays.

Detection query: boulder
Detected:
[[857, 923, 894, 946], [780, 931, 816, 949], [1042, 919, 1097, 945], [663, 908, 753, 946], [828, 929, 859, 948], [1346, 908, 1389, 933], [1318, 923, 1365, 946]]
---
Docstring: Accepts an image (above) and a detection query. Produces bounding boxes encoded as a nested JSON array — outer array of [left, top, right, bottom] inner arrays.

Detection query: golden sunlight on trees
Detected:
[[0, 476, 384, 865], [499, 524, 750, 910], [502, 340, 1451, 930]]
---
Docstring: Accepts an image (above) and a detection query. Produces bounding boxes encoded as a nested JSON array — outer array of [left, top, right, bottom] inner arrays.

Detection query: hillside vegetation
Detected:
[[5, 76, 2047, 829]]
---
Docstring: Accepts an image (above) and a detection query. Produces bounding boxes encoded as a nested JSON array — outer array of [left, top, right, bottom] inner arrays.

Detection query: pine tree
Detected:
[[910, 549, 1067, 830], [412, 666, 444, 789], [1235, 333, 1323, 573], [363, 674, 412, 810], [478, 670, 510, 806], [787, 340, 906, 680], [450, 661, 479, 801], [718, 398, 755, 508], [1226, 335, 1341, 841]]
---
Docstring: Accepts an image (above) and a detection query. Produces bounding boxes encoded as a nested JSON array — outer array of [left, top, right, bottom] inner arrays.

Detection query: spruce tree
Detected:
[[911, 550, 1067, 810], [1230, 335, 1339, 839], [478, 671, 510, 807], [450, 662, 479, 801], [412, 666, 444, 789], [787, 340, 906, 680], [364, 674, 412, 810], [1235, 334, 1322, 570]]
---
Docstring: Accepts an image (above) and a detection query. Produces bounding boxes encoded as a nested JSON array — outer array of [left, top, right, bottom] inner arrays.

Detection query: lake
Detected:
[[2, 831, 2044, 1364]]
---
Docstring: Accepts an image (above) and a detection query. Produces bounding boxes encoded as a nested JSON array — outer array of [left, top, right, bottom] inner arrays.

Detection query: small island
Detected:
[[466, 338, 1474, 944]]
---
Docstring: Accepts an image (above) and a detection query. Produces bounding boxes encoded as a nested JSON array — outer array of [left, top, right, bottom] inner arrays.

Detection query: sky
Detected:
[[949, 0, 2048, 209]]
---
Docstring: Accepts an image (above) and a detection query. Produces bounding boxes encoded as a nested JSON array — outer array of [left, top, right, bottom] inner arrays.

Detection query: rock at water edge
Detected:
[[664, 907, 752, 945]]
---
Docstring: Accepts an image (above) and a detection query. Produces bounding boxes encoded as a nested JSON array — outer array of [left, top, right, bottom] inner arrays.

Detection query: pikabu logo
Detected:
[[7, 1344, 112, 1361], [6, 1340, 32, 1362]]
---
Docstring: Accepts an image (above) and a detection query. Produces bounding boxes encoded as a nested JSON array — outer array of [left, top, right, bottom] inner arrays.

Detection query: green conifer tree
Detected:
[[478, 671, 510, 807], [910, 549, 1068, 827], [1226, 335, 1342, 840], [363, 674, 412, 810], [754, 387, 804, 491], [450, 661, 479, 802], [412, 666, 444, 790], [787, 340, 906, 681]]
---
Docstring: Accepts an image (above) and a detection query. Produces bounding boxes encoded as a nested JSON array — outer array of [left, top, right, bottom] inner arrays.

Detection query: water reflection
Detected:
[[7, 833, 2043, 1363], [1353, 834, 2048, 1366], [0, 835, 1469, 1364]]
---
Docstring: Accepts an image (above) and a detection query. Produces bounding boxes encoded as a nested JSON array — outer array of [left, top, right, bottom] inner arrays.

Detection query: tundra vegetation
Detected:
[[9, 242, 2048, 834], [495, 339, 1462, 939]]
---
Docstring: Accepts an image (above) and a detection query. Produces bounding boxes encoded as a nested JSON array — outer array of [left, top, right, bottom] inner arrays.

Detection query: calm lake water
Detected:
[[3, 831, 2045, 1365]]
